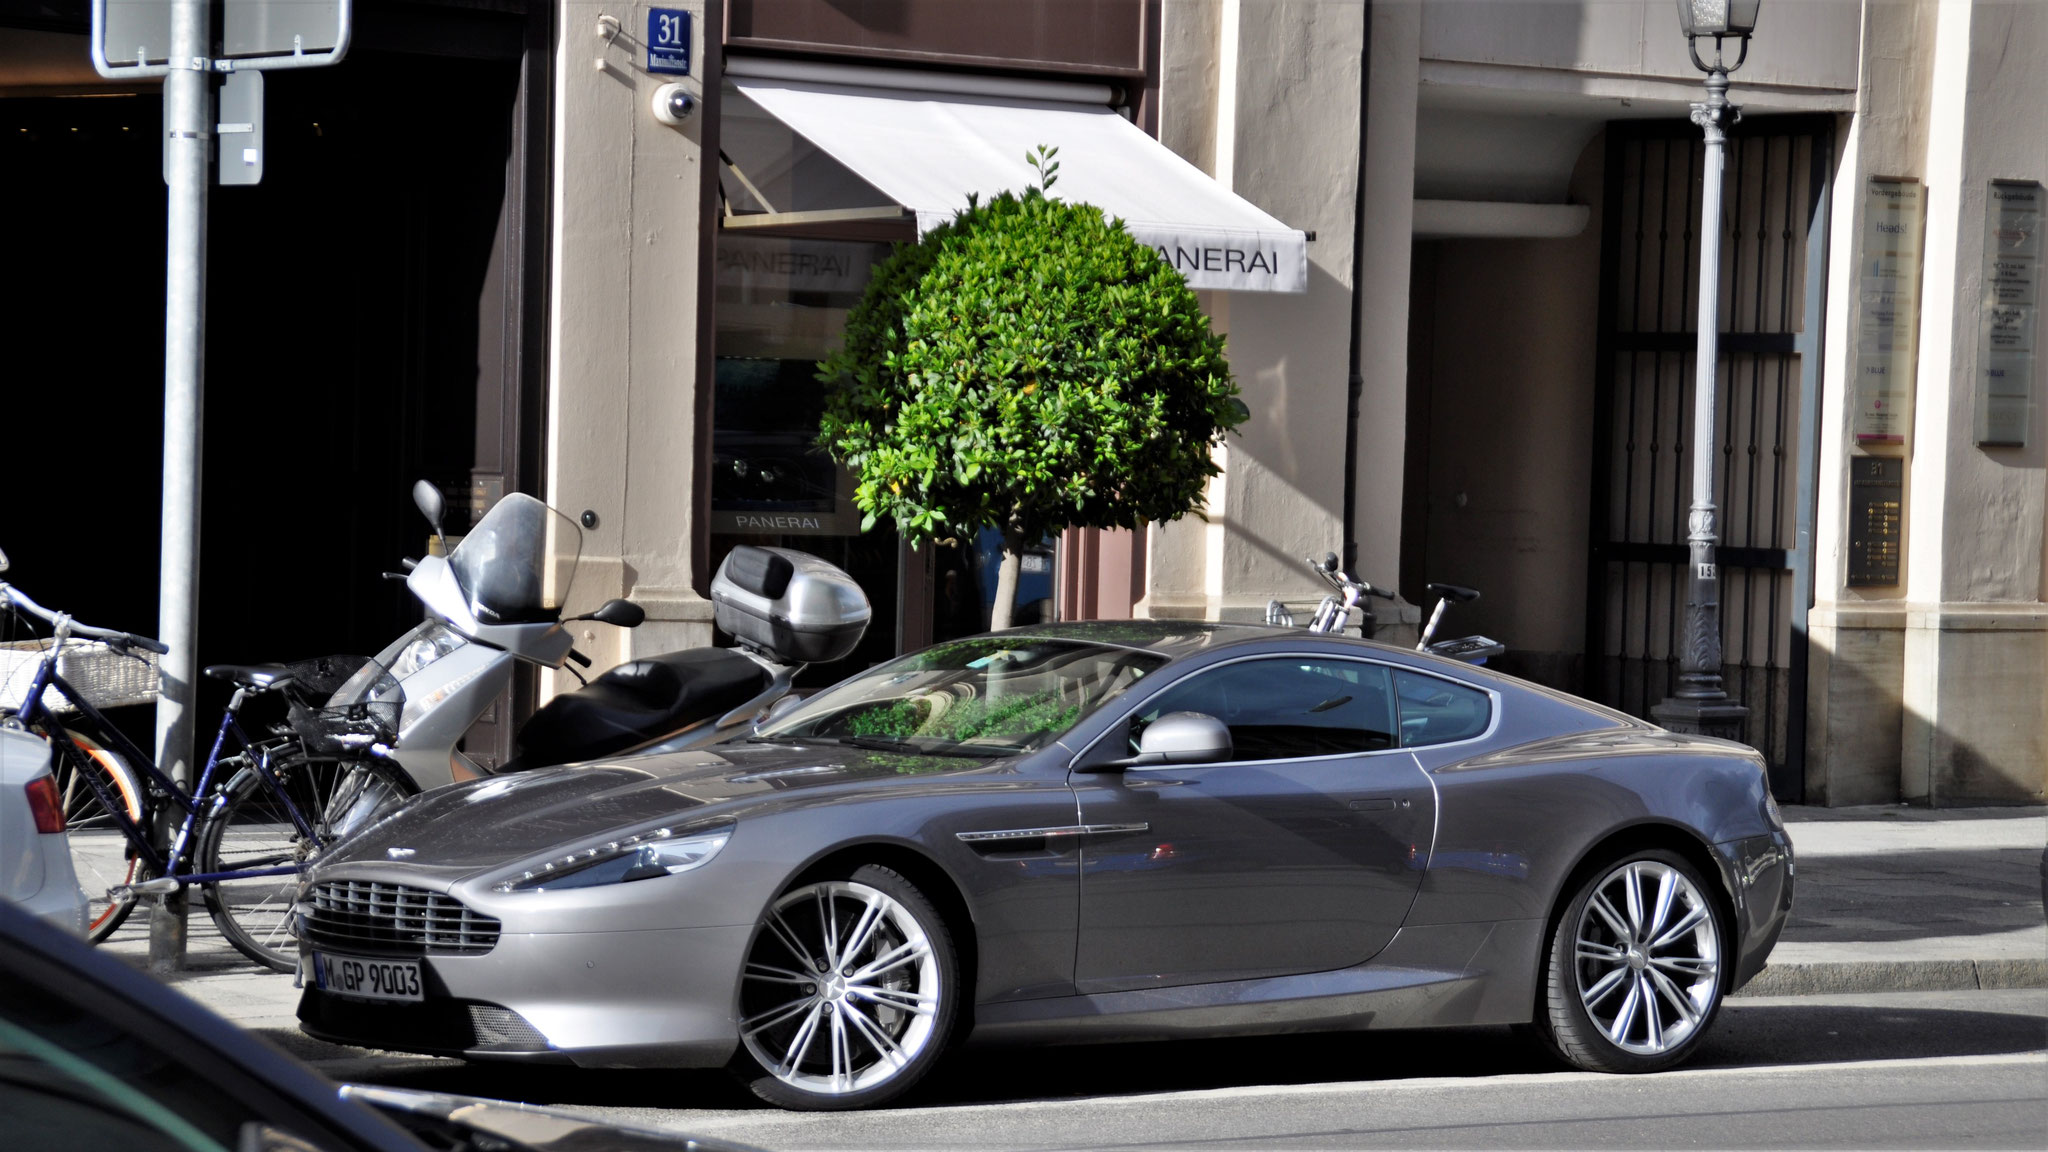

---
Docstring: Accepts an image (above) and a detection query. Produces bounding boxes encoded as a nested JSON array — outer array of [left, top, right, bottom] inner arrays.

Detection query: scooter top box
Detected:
[[710, 547, 871, 665]]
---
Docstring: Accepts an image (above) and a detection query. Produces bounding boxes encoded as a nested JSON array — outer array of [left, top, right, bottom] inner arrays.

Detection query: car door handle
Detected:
[[1348, 798, 1397, 811]]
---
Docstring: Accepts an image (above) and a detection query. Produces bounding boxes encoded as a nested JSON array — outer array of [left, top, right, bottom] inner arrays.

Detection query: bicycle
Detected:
[[1268, 553, 1506, 663], [0, 580, 414, 972]]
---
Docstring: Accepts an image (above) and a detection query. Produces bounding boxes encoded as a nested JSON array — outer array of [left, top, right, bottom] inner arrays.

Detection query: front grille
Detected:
[[306, 879, 500, 958], [468, 1005, 551, 1052]]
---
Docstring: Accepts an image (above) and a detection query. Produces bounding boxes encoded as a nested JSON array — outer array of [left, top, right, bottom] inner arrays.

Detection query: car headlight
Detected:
[[493, 826, 731, 893], [388, 623, 466, 680]]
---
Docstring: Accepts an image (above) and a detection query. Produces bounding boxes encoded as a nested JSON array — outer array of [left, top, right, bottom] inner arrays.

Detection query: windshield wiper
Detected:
[[745, 733, 985, 757], [835, 735, 984, 757]]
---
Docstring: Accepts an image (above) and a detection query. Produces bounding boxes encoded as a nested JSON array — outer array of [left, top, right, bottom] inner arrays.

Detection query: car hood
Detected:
[[318, 740, 1019, 878]]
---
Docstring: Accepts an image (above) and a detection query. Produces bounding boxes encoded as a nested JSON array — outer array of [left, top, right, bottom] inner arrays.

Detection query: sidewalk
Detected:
[[103, 805, 2047, 1051], [1739, 804, 2047, 995]]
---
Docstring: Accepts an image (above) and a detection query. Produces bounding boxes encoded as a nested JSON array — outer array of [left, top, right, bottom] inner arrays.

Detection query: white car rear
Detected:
[[0, 726, 89, 935]]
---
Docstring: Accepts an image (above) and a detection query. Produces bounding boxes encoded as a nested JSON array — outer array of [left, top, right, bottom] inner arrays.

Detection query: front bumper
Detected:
[[299, 923, 753, 1069]]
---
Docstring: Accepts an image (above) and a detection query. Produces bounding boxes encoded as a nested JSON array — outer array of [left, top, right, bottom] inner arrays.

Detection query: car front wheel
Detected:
[[732, 864, 958, 1110], [1537, 848, 1727, 1073]]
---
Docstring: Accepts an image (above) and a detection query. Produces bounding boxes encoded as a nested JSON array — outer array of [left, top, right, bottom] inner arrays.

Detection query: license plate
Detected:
[[315, 953, 424, 1003]]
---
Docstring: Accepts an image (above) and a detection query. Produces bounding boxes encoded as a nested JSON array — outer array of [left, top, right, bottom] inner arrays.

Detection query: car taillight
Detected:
[[25, 776, 66, 834]]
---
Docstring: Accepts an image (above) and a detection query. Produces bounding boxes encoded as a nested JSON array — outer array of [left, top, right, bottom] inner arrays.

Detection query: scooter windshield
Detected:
[[447, 493, 582, 625]]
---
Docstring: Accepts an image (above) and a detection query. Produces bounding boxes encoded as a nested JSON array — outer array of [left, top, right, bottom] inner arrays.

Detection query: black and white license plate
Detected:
[[315, 953, 424, 1003]]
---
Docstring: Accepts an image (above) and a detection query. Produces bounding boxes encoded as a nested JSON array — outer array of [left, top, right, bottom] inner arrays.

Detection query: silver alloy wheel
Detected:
[[738, 879, 942, 1097], [1570, 858, 1721, 1055]]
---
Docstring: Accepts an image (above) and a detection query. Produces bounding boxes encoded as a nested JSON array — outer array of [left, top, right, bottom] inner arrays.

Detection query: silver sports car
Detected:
[[296, 621, 1793, 1110]]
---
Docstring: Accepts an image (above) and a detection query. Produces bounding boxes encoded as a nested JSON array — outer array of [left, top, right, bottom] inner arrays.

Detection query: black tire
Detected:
[[197, 757, 416, 972], [47, 730, 150, 943], [1535, 848, 1728, 1074], [731, 864, 960, 1110]]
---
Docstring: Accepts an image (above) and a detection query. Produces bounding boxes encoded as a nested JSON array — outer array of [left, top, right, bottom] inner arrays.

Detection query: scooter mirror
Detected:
[[411, 479, 447, 536], [585, 599, 646, 628], [0, 546, 9, 574]]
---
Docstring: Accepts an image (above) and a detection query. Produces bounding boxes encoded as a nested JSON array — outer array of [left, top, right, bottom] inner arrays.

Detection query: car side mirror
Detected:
[[755, 693, 805, 733], [576, 598, 645, 628], [1095, 711, 1232, 770]]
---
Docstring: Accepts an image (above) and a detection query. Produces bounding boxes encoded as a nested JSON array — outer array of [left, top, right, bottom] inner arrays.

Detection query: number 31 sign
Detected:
[[648, 8, 692, 75]]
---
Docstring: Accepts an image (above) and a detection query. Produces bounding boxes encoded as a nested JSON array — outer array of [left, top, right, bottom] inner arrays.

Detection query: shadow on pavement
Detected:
[[332, 997, 2045, 1112]]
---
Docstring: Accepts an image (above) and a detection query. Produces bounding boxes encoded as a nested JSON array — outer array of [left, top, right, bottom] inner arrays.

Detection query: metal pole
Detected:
[[150, 0, 211, 972], [1653, 57, 1749, 743], [1683, 68, 1730, 699]]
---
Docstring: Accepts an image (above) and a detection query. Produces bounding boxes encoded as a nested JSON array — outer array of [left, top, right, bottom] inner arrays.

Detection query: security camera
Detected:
[[652, 82, 696, 126]]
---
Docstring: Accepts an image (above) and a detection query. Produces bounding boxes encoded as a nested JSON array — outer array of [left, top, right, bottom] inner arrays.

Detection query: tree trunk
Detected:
[[990, 547, 1023, 631]]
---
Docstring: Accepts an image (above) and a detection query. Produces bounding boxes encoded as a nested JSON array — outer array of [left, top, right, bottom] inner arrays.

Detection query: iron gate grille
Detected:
[[1586, 115, 1833, 798]]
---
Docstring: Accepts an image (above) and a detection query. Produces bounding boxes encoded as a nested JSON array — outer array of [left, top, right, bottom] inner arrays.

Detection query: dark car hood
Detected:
[[319, 740, 1018, 877]]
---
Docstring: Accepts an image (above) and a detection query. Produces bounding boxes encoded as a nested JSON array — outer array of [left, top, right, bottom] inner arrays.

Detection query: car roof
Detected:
[[985, 618, 1295, 655]]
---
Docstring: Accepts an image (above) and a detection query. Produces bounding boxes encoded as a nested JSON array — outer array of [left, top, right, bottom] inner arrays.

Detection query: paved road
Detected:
[[324, 989, 2045, 1150]]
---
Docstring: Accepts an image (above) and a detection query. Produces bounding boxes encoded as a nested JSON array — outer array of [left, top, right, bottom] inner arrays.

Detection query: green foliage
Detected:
[[841, 691, 1080, 747], [817, 157, 1245, 553]]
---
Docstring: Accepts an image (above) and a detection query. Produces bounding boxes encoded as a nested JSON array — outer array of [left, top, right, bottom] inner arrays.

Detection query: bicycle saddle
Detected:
[[203, 663, 294, 689], [1426, 583, 1482, 603]]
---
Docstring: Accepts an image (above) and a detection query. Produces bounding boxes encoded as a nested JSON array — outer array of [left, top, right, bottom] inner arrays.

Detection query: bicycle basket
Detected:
[[0, 638, 161, 713], [287, 656, 402, 757], [277, 654, 372, 708]]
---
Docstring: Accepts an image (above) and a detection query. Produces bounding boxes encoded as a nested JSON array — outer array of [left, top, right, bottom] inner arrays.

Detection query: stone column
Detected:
[[547, 0, 722, 686]]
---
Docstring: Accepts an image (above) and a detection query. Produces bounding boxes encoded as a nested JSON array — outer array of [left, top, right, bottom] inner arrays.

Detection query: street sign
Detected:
[[94, 0, 350, 77], [648, 8, 692, 75], [217, 71, 264, 186]]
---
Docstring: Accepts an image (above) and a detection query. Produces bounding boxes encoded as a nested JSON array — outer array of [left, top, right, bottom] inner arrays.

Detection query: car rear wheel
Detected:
[[732, 864, 958, 1110], [1537, 848, 1726, 1073]]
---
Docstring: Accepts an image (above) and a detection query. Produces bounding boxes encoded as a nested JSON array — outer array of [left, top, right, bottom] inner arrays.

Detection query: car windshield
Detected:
[[446, 494, 581, 625], [755, 637, 1167, 756]]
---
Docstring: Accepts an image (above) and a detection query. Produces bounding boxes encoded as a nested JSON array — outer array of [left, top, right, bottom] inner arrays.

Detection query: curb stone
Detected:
[[1738, 958, 2048, 997]]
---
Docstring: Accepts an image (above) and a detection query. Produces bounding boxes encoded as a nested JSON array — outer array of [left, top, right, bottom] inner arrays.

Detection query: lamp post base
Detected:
[[1651, 696, 1751, 743]]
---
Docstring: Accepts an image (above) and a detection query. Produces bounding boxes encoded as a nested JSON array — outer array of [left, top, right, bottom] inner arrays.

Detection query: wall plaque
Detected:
[[1978, 180, 2040, 447], [1846, 456, 1904, 587], [1853, 178, 1926, 445]]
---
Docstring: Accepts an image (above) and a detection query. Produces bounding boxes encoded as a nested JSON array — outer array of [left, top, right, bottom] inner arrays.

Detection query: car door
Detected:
[[1069, 653, 1437, 995]]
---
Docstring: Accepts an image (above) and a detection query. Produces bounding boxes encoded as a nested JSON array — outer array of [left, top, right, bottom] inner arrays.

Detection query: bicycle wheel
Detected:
[[48, 729, 151, 942], [197, 757, 417, 972]]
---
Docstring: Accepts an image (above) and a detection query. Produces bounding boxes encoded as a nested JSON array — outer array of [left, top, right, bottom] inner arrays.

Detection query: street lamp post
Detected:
[[1651, 0, 1760, 743]]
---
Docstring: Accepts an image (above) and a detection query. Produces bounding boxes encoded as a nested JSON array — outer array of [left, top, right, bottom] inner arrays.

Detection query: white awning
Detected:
[[728, 70, 1308, 294]]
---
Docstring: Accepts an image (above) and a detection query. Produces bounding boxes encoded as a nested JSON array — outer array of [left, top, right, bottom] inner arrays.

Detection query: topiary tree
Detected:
[[817, 147, 1246, 630]]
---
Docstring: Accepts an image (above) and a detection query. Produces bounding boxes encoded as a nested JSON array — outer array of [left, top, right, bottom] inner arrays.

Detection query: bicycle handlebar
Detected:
[[1304, 556, 1396, 601], [0, 583, 168, 654]]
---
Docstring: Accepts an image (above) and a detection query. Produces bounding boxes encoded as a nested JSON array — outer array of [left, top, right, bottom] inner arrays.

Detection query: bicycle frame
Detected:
[[9, 649, 322, 888]]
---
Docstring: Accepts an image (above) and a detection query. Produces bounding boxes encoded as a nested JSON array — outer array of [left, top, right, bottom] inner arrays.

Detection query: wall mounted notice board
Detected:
[[1979, 180, 2040, 447]]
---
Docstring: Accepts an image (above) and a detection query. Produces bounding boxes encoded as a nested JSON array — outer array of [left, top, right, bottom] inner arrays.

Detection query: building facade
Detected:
[[4, 0, 2040, 802]]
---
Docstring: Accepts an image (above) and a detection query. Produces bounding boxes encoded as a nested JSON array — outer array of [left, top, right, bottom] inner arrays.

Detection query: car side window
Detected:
[[1131, 657, 1398, 761], [1395, 669, 1492, 747]]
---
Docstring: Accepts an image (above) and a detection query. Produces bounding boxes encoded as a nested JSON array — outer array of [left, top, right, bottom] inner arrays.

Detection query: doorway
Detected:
[[1584, 115, 1834, 798]]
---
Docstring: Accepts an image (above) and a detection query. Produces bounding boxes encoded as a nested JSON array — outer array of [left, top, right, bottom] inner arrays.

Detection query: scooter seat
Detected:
[[507, 648, 773, 771], [203, 663, 294, 689]]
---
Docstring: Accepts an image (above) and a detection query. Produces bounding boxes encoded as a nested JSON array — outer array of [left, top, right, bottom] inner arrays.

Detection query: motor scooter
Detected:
[[334, 482, 870, 791]]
